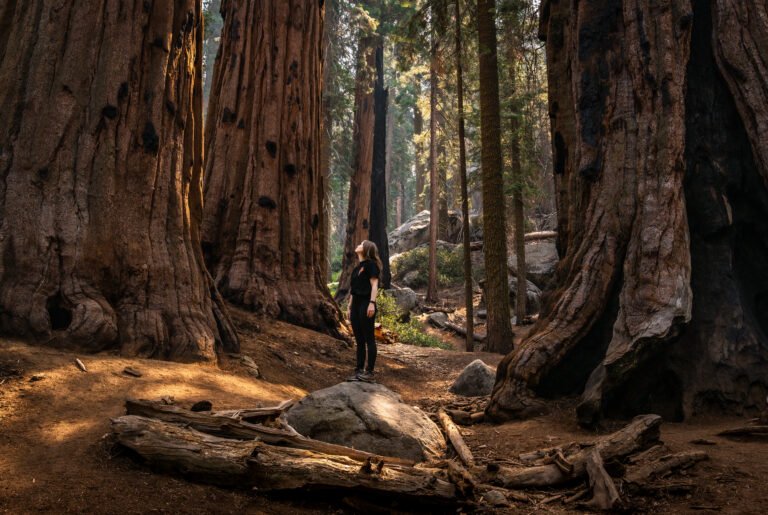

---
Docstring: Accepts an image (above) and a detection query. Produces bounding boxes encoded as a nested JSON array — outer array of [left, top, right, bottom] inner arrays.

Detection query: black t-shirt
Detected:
[[350, 260, 380, 298]]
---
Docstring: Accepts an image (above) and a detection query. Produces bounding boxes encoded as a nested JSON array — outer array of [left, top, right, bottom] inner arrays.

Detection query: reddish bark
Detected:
[[0, 0, 237, 361], [489, 0, 768, 425], [202, 0, 340, 336]]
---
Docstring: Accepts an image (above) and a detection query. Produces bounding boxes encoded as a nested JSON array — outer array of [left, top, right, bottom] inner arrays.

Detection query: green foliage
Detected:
[[376, 293, 449, 349], [391, 246, 466, 287]]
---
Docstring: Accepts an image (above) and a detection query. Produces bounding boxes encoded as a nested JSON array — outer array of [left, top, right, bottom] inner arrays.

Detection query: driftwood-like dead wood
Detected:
[[444, 321, 487, 342], [446, 460, 476, 498], [112, 415, 260, 486], [625, 451, 709, 485], [519, 442, 582, 464], [421, 305, 456, 314], [717, 425, 768, 437], [438, 409, 475, 468], [125, 399, 415, 466], [583, 448, 620, 510], [111, 415, 457, 503], [482, 415, 661, 488], [212, 399, 294, 421], [523, 231, 557, 241]]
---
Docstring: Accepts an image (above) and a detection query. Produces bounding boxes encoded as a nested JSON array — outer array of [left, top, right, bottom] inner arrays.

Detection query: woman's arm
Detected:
[[367, 278, 379, 318]]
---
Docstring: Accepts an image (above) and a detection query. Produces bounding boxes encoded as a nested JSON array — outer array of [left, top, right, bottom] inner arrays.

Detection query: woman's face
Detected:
[[355, 242, 364, 255]]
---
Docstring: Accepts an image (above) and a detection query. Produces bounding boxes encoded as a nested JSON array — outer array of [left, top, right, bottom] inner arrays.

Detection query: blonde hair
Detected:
[[361, 240, 383, 271]]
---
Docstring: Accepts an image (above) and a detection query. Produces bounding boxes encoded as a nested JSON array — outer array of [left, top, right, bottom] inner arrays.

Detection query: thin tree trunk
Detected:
[[369, 44, 392, 289], [0, 0, 237, 361], [319, 0, 339, 284], [455, 0, 474, 351], [427, 28, 440, 304], [477, 0, 513, 353], [505, 11, 527, 324], [335, 34, 378, 302], [414, 102, 426, 212], [435, 1, 450, 242], [489, 0, 768, 426], [202, 0, 340, 336]]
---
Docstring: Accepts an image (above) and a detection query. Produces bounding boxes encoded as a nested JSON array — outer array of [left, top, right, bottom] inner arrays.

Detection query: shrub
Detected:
[[376, 293, 450, 350], [391, 246, 465, 287]]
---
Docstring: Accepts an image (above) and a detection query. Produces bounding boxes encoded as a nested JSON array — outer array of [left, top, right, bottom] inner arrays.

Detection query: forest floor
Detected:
[[1, 301, 767, 514]]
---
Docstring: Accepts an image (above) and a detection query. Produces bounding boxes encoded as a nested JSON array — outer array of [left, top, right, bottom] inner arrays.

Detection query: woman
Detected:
[[347, 240, 382, 382]]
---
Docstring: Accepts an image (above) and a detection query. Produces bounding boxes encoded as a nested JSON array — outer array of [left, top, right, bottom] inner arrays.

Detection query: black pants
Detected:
[[350, 296, 377, 372]]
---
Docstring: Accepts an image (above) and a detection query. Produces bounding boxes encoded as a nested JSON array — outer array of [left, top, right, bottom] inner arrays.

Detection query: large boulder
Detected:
[[388, 210, 462, 254], [390, 241, 459, 288], [507, 239, 558, 290], [384, 288, 418, 316], [285, 382, 446, 462], [479, 276, 542, 316], [450, 359, 496, 397]]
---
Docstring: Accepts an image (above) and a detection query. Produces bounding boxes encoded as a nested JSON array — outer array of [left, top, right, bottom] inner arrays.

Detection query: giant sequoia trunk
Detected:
[[488, 0, 768, 425], [202, 0, 341, 336], [0, 0, 237, 361]]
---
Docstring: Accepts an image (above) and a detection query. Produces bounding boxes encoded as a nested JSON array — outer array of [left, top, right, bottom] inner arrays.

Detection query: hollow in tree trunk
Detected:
[[0, 0, 238, 361], [488, 0, 768, 426], [201, 0, 341, 337]]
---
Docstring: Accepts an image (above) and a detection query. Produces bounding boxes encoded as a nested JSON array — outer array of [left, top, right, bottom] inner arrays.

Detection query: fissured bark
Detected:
[[489, 0, 768, 425], [0, 0, 238, 361], [201, 0, 341, 336]]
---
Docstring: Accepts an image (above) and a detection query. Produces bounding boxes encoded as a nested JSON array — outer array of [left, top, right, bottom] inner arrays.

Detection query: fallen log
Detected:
[[583, 448, 620, 510], [481, 414, 662, 488], [444, 321, 487, 342], [524, 231, 557, 241], [112, 415, 457, 504], [111, 415, 259, 486], [717, 425, 768, 437], [446, 409, 486, 426], [625, 451, 709, 485], [125, 399, 415, 466], [438, 409, 475, 468], [212, 399, 294, 421]]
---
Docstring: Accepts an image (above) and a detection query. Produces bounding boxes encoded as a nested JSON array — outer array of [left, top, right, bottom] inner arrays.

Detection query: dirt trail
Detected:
[[1, 307, 766, 514]]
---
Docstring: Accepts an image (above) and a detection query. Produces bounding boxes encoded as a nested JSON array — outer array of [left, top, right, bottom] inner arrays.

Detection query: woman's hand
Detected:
[[367, 303, 375, 318]]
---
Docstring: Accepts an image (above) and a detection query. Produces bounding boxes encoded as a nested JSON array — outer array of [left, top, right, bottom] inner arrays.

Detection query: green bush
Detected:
[[391, 246, 465, 287], [376, 293, 450, 350]]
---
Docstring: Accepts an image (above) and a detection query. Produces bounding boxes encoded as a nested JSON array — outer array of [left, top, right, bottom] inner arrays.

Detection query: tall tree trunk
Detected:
[[455, 0, 474, 351], [202, 0, 340, 336], [434, 0, 450, 242], [396, 180, 404, 227], [335, 34, 378, 302], [488, 0, 768, 426], [319, 0, 339, 284], [427, 28, 440, 304], [413, 102, 426, 213], [477, 0, 513, 353], [504, 9, 527, 324], [369, 45, 392, 289], [0, 0, 237, 361]]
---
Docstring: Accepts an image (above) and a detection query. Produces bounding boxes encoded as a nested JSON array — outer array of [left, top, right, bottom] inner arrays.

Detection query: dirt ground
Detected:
[[1, 302, 767, 514]]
